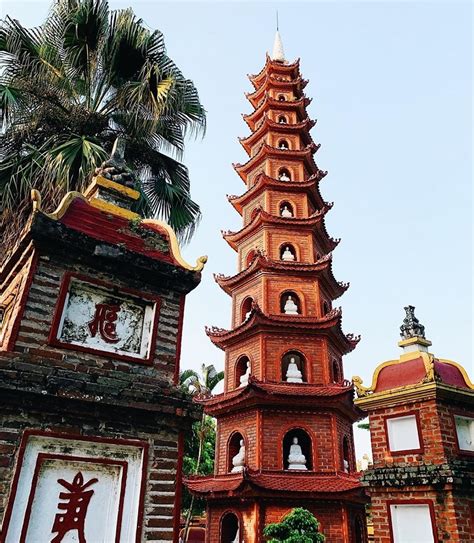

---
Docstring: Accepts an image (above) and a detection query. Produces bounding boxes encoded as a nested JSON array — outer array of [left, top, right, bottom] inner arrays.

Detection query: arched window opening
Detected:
[[278, 115, 288, 124], [323, 300, 330, 315], [342, 436, 351, 473], [240, 297, 253, 323], [278, 94, 286, 101], [278, 168, 291, 181], [283, 429, 313, 470], [282, 351, 306, 383], [245, 250, 257, 267], [221, 512, 240, 542], [280, 244, 296, 262], [279, 202, 294, 218], [278, 139, 289, 150], [332, 359, 342, 383], [228, 432, 245, 474], [280, 291, 301, 315], [235, 355, 250, 388], [316, 252, 321, 261]]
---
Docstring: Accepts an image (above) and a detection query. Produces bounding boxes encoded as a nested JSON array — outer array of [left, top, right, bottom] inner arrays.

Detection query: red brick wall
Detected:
[[216, 411, 258, 473], [267, 190, 309, 218], [369, 487, 473, 543], [368, 399, 470, 466]]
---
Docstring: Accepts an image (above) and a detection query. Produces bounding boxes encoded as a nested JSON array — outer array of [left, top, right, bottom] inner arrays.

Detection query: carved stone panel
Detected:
[[49, 274, 160, 363], [2, 432, 147, 543]]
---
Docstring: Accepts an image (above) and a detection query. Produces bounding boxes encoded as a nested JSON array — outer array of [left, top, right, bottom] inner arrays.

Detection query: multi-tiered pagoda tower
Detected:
[[187, 33, 367, 543]]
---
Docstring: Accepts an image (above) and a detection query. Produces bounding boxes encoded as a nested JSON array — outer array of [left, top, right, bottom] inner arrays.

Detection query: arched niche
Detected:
[[240, 297, 253, 323], [278, 167, 291, 181], [277, 94, 286, 101], [278, 139, 289, 150], [332, 359, 342, 383], [281, 350, 306, 383], [227, 431, 245, 473], [279, 243, 297, 262], [342, 435, 351, 473], [283, 428, 313, 470], [245, 249, 257, 267], [220, 511, 240, 542], [235, 355, 250, 388], [279, 201, 294, 218], [278, 114, 288, 124], [280, 291, 301, 315], [322, 300, 330, 315]]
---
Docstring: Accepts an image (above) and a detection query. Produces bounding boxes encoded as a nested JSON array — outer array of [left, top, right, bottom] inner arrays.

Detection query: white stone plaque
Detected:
[[3, 432, 147, 543]]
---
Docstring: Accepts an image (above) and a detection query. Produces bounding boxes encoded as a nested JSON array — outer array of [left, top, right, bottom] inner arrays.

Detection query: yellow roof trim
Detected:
[[142, 218, 208, 272], [353, 350, 474, 399], [31, 189, 207, 273], [85, 176, 140, 201], [31, 189, 87, 221]]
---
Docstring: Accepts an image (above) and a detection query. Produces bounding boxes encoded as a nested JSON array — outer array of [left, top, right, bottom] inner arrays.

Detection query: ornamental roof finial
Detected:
[[400, 305, 425, 340], [398, 305, 432, 353], [271, 13, 285, 63]]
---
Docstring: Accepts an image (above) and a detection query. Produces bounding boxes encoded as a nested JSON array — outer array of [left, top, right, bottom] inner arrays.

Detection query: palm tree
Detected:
[[0, 0, 205, 256], [180, 364, 224, 541]]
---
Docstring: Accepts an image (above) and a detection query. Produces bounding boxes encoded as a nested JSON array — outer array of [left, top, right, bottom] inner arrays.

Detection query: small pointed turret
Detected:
[[271, 30, 285, 62]]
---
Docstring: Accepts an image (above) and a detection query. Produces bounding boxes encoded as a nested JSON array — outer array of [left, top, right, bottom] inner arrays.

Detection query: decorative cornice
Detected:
[[243, 96, 311, 131], [214, 252, 348, 300], [248, 55, 301, 89], [221, 205, 334, 251], [205, 302, 360, 353], [30, 187, 207, 273], [227, 172, 327, 214], [233, 143, 319, 184], [239, 115, 316, 155]]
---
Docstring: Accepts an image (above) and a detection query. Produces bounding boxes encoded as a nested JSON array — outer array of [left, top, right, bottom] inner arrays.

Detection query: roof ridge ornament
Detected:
[[399, 305, 432, 352]]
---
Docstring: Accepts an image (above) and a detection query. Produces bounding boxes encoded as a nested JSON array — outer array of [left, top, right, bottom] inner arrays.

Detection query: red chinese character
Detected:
[[51, 471, 98, 543], [88, 303, 120, 343]]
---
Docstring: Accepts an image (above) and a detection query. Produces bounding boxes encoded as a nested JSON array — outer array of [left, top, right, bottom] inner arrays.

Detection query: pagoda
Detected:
[[186, 32, 367, 542]]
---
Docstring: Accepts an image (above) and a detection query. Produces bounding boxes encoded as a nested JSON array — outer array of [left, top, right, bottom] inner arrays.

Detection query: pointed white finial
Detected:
[[271, 30, 285, 62]]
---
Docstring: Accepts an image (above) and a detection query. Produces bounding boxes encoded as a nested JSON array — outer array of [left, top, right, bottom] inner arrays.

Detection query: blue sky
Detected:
[[3, 1, 472, 457]]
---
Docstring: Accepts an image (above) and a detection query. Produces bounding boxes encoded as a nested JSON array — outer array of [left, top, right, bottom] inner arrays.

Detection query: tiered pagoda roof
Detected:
[[206, 303, 360, 354], [186, 469, 364, 500], [214, 253, 349, 299]]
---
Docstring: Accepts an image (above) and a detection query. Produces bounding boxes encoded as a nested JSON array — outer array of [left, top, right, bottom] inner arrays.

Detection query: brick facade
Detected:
[[355, 324, 474, 543], [0, 175, 205, 542]]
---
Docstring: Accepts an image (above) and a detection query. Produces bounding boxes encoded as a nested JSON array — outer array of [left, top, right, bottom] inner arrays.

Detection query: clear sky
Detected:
[[3, 0, 472, 458]]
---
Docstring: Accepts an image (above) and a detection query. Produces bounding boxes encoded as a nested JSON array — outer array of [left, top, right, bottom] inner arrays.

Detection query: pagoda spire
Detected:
[[271, 27, 285, 62]]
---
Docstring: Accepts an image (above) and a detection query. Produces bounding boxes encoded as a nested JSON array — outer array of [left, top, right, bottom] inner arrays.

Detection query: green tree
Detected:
[[263, 508, 326, 543], [180, 364, 224, 539], [0, 0, 205, 255]]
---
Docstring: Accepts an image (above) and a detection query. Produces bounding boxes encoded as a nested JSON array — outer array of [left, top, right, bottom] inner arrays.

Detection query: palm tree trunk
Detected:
[[183, 413, 206, 541]]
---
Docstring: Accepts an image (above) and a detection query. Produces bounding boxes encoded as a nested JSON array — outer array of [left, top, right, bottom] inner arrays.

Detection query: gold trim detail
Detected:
[[85, 176, 140, 200], [142, 219, 208, 272], [89, 199, 140, 220], [31, 189, 87, 221], [352, 350, 474, 399], [398, 336, 432, 348], [30, 189, 207, 273]]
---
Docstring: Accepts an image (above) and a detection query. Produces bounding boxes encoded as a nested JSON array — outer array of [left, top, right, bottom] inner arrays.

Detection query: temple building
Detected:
[[354, 306, 474, 542], [186, 33, 368, 542], [0, 142, 206, 542]]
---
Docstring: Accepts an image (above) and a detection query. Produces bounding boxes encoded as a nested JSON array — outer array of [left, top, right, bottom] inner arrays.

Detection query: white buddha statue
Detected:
[[283, 295, 299, 315], [239, 361, 250, 387], [231, 528, 240, 543], [279, 141, 289, 150], [278, 170, 290, 181], [288, 437, 307, 470], [286, 357, 303, 383], [281, 246, 295, 261], [231, 439, 245, 472], [280, 205, 293, 218]]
